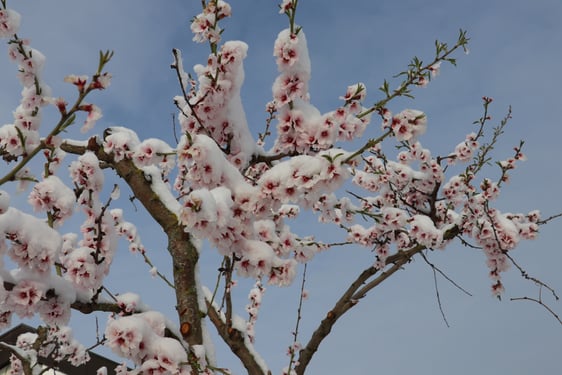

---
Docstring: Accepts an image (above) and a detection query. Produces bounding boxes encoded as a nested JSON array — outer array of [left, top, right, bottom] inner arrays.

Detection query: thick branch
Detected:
[[295, 227, 460, 374], [294, 247, 420, 375], [206, 301, 269, 375], [61, 138, 203, 347]]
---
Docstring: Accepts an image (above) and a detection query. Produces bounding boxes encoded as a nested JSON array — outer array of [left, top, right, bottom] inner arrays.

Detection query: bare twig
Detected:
[[511, 291, 562, 326], [287, 264, 307, 372], [420, 252, 472, 297], [538, 212, 562, 225], [504, 252, 559, 300], [205, 300, 269, 375]]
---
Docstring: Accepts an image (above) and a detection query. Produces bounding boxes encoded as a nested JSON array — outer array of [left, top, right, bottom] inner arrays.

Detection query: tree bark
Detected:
[[62, 139, 204, 347]]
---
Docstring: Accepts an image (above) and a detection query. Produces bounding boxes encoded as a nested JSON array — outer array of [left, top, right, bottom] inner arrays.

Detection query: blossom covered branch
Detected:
[[0, 1, 559, 375]]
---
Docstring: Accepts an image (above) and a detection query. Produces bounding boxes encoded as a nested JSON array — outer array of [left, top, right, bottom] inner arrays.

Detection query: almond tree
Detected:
[[0, 1, 559, 374]]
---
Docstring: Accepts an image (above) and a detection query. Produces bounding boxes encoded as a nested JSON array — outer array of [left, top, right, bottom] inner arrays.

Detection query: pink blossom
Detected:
[[79, 103, 102, 133], [0, 9, 21, 38], [28, 176, 75, 224], [69, 151, 105, 192], [339, 83, 366, 102], [91, 72, 112, 90], [9, 279, 45, 317], [103, 127, 140, 162], [279, 0, 294, 14], [429, 61, 441, 77], [64, 74, 89, 92], [388, 109, 427, 141], [0, 124, 24, 156]]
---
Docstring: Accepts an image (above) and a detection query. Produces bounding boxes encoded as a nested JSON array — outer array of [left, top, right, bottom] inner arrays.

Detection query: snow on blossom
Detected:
[[452, 132, 478, 162], [19, 46, 46, 79], [133, 138, 174, 168], [274, 28, 311, 75], [257, 150, 350, 207], [116, 292, 148, 314], [380, 206, 408, 231], [16, 332, 38, 350], [7, 279, 45, 318], [69, 150, 104, 191], [20, 85, 48, 113], [236, 240, 276, 279], [103, 127, 140, 162], [0, 124, 24, 156], [442, 175, 471, 206], [105, 316, 152, 363], [28, 175, 75, 225], [0, 190, 9, 214], [106, 313, 183, 368], [409, 215, 443, 248], [180, 40, 255, 168], [271, 27, 312, 131], [347, 224, 372, 246], [176, 134, 247, 191], [62, 247, 101, 290], [0, 9, 20, 38], [141, 165, 182, 216], [13, 105, 41, 131], [272, 99, 325, 153], [136, 311, 167, 337], [140, 336, 188, 374], [0, 207, 61, 272], [179, 186, 235, 239], [221, 41, 257, 167]]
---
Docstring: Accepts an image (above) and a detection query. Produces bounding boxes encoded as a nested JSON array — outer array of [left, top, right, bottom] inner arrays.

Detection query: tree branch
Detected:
[[205, 300, 270, 375], [295, 226, 460, 374], [61, 137, 204, 351]]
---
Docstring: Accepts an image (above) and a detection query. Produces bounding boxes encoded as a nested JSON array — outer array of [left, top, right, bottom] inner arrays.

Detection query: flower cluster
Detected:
[[8, 326, 90, 373], [28, 175, 75, 226], [190, 0, 231, 44], [64, 151, 118, 292], [271, 30, 368, 154], [0, 8, 20, 38], [177, 40, 255, 168], [246, 280, 265, 343], [111, 209, 146, 254], [0, 30, 49, 159], [106, 312, 189, 374], [383, 108, 427, 142], [0, 2, 549, 374], [0, 208, 61, 273]]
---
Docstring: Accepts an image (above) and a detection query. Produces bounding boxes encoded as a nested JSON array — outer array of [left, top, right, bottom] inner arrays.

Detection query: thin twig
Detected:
[[504, 252, 559, 300], [432, 262, 450, 327], [287, 264, 307, 372], [420, 252, 472, 297], [538, 212, 562, 225], [510, 295, 562, 326]]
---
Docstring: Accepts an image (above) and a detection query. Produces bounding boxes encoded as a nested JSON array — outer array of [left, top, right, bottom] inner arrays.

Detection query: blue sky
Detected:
[[1, 1, 562, 374]]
